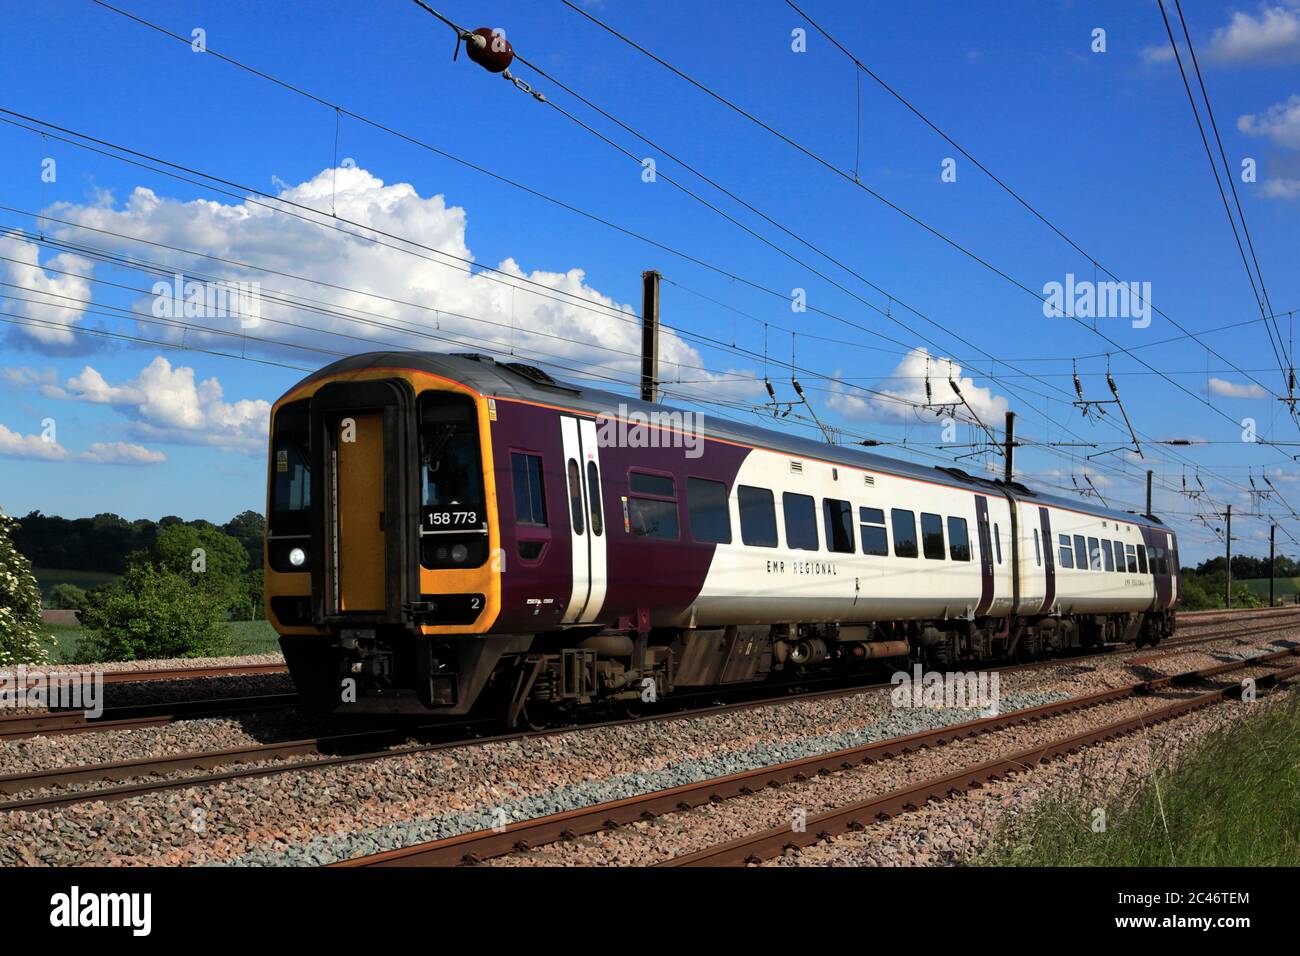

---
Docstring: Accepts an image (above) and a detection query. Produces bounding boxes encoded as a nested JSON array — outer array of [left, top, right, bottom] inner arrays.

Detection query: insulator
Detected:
[[465, 27, 514, 73]]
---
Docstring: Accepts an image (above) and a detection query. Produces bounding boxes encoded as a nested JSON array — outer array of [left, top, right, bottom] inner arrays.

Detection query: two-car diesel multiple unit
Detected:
[[265, 351, 1180, 724]]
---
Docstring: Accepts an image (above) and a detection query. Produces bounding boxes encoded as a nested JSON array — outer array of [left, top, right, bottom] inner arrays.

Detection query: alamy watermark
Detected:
[[1043, 273, 1151, 329], [596, 403, 704, 459], [890, 664, 1000, 716], [0, 667, 104, 719], [151, 272, 262, 328]]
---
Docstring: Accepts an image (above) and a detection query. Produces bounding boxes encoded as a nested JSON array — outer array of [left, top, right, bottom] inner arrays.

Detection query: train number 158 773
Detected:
[[424, 509, 480, 527]]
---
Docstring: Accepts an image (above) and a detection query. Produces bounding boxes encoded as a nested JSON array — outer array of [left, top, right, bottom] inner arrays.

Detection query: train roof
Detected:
[[292, 351, 1169, 533]]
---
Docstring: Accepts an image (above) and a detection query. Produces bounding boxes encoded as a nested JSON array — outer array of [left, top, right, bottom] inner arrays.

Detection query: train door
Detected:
[[974, 495, 995, 615], [334, 412, 387, 612], [1037, 506, 1056, 614], [1143, 526, 1173, 610], [559, 415, 607, 624]]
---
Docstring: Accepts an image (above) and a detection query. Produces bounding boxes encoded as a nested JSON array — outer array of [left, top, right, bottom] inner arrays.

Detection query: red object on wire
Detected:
[[465, 27, 514, 73]]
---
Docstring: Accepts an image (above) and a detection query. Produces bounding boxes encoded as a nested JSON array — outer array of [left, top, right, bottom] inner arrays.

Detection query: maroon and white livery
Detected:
[[264, 352, 1180, 724]]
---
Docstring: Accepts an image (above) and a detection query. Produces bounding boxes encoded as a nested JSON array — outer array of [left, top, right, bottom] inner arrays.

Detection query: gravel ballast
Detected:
[[0, 626, 1294, 867]]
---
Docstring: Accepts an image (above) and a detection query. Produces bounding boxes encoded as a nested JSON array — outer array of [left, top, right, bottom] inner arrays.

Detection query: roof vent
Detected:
[[502, 362, 559, 387], [863, 474, 875, 487], [789, 460, 803, 474]]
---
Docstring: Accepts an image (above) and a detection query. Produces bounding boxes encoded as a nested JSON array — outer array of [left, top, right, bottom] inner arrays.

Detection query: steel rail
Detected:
[[329, 647, 1300, 867], [0, 694, 298, 740], [661, 661, 1300, 866], [3, 617, 1293, 810]]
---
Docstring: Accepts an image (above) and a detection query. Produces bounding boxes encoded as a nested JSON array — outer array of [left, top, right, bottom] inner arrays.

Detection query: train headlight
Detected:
[[288, 547, 307, 568], [451, 544, 469, 564]]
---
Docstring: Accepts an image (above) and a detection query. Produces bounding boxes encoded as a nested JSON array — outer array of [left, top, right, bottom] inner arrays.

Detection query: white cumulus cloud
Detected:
[[1208, 376, 1268, 399], [1142, 3, 1300, 67], [59, 355, 270, 452], [0, 423, 68, 461], [36, 166, 725, 394], [1205, 3, 1300, 64], [0, 423, 165, 465], [1238, 94, 1300, 149], [79, 441, 167, 465], [824, 347, 1009, 425], [0, 231, 95, 350], [1261, 176, 1300, 197]]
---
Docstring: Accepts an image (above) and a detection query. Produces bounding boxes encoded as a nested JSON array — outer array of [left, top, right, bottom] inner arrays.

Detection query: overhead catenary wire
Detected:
[[400, 2, 1277, 508], [79, 0, 1293, 477], [1158, 0, 1291, 398], [17, 1, 1289, 546], [786, 0, 1291, 407], [540, 0, 1300, 482]]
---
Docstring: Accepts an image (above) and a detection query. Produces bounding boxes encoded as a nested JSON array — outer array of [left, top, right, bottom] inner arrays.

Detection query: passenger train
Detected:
[[264, 352, 1180, 725]]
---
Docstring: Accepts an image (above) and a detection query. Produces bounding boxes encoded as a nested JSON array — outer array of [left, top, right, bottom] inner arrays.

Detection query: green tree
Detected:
[[221, 510, 265, 571], [1232, 582, 1263, 609], [0, 510, 51, 666], [1178, 573, 1218, 610], [76, 564, 229, 662], [47, 583, 87, 610], [150, 523, 250, 618], [245, 567, 265, 621]]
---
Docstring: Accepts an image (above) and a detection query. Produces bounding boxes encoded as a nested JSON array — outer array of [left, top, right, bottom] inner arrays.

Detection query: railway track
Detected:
[[0, 609, 1287, 746], [0, 694, 298, 740], [7, 661, 288, 687], [665, 663, 1300, 867], [331, 646, 1300, 867], [1, 614, 1293, 813]]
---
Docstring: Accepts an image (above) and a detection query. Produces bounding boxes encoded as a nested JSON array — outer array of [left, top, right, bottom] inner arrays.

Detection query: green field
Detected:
[[40, 619, 280, 663], [980, 692, 1300, 866], [33, 567, 121, 601], [1239, 576, 1300, 601]]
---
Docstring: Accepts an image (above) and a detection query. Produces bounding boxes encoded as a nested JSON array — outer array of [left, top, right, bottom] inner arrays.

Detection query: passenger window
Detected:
[[891, 509, 918, 558], [511, 453, 547, 526], [994, 523, 1003, 564], [738, 485, 778, 548], [1073, 535, 1087, 571], [860, 507, 888, 556], [629, 472, 674, 497], [1137, 544, 1149, 574], [1102, 539, 1115, 572], [1126, 544, 1138, 573], [1088, 537, 1102, 571], [1059, 534, 1075, 569], [687, 477, 731, 544], [783, 493, 819, 551], [586, 462, 603, 537], [1032, 527, 1042, 567], [626, 470, 678, 540], [823, 498, 855, 554], [948, 517, 971, 562], [1113, 541, 1126, 572], [566, 459, 584, 535], [921, 513, 945, 560]]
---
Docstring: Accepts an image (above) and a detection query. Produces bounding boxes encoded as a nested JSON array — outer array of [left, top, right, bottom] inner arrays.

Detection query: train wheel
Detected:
[[621, 699, 645, 720]]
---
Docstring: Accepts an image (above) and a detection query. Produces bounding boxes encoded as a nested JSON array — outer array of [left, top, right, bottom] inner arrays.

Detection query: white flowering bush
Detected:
[[0, 508, 50, 666]]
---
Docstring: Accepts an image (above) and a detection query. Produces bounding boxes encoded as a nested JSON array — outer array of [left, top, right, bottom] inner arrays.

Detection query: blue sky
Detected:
[[1, 0, 1298, 565]]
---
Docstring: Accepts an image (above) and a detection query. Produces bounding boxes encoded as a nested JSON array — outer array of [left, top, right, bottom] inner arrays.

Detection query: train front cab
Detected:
[[264, 370, 524, 715]]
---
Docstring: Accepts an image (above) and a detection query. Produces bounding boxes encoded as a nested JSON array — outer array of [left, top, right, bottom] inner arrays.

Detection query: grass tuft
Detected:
[[979, 693, 1300, 866]]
